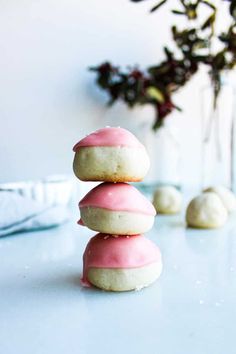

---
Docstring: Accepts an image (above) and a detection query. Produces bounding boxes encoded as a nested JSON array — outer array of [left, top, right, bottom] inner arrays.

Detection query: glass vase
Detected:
[[201, 75, 236, 192], [135, 120, 181, 196]]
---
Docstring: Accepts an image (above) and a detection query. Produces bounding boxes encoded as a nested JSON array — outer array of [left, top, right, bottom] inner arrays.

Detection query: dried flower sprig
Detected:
[[90, 0, 236, 130]]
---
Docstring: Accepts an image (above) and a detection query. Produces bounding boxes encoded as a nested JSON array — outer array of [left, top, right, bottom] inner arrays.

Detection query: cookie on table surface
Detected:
[[186, 192, 228, 229], [81, 233, 162, 292], [204, 185, 236, 213], [153, 185, 182, 215]]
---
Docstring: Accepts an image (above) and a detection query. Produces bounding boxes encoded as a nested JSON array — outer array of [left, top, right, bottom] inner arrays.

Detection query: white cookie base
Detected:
[[88, 261, 162, 292], [73, 146, 150, 182], [80, 207, 154, 235]]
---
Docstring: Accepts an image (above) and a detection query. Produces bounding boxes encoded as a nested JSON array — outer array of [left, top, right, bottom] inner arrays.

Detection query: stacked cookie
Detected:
[[73, 127, 162, 292]]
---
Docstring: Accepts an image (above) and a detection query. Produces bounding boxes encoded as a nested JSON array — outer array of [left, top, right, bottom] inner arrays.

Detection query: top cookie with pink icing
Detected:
[[73, 127, 144, 151], [79, 182, 156, 216]]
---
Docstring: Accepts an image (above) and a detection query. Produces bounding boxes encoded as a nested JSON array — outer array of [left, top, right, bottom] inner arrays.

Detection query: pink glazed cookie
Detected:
[[73, 127, 150, 182], [78, 182, 156, 235], [81, 233, 162, 291]]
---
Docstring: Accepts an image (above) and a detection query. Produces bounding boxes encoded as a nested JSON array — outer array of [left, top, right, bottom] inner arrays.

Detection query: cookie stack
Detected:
[[72, 127, 162, 292]]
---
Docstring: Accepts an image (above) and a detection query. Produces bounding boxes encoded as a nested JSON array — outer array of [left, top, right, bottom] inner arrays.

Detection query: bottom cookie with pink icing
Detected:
[[81, 233, 162, 292]]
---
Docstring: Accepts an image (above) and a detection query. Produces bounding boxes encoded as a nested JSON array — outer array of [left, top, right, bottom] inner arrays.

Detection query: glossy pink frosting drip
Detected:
[[73, 127, 144, 151], [77, 218, 84, 226], [79, 182, 156, 216], [81, 233, 162, 287]]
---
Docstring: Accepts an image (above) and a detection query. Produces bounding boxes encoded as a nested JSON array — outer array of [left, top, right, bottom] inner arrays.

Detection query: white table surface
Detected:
[[1, 213, 236, 354]]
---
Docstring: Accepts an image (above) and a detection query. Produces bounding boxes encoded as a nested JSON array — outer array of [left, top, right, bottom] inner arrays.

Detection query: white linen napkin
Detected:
[[0, 191, 70, 237]]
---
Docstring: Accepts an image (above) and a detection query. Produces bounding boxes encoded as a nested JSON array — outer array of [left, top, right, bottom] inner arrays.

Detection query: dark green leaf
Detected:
[[230, 0, 236, 19], [164, 46, 173, 59], [150, 0, 168, 13], [201, 12, 216, 31], [174, 104, 182, 112], [152, 119, 163, 131], [213, 51, 226, 69], [171, 10, 186, 15]]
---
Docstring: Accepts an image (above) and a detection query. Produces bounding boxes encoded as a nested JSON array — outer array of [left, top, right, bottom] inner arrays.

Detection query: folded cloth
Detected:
[[0, 191, 70, 237]]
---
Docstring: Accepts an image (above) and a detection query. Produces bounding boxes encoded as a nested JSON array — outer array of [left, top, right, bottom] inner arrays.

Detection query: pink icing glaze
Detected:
[[81, 233, 162, 287], [79, 182, 156, 216], [73, 127, 144, 151], [77, 218, 84, 226]]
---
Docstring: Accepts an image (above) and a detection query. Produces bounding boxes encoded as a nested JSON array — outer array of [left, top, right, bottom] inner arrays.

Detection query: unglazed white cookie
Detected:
[[153, 186, 182, 214], [186, 192, 228, 229], [73, 127, 150, 182], [204, 186, 236, 213], [78, 182, 156, 235], [81, 233, 162, 292]]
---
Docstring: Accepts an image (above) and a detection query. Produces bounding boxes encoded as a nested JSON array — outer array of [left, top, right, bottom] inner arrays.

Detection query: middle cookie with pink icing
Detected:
[[78, 182, 156, 235]]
